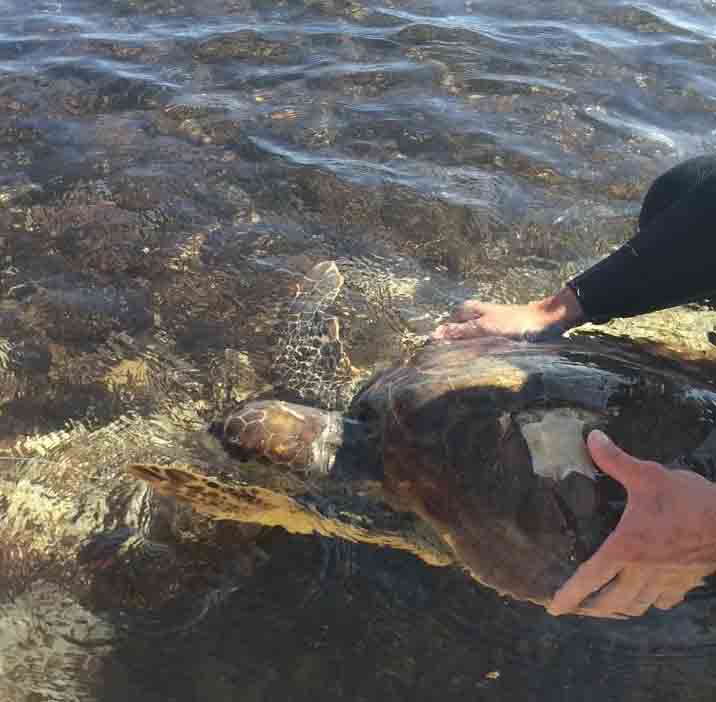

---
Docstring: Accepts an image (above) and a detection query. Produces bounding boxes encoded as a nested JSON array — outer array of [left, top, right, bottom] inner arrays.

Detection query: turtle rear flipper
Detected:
[[78, 527, 174, 573]]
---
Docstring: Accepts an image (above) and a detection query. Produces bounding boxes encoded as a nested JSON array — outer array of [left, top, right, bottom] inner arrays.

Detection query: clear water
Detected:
[[1, 0, 716, 700]]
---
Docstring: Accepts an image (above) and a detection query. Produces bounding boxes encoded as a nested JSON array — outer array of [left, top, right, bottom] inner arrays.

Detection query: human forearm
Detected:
[[433, 156, 716, 342], [567, 173, 716, 323]]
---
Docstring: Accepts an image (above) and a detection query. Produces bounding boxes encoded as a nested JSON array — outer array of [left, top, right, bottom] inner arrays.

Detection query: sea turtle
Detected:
[[127, 261, 716, 609]]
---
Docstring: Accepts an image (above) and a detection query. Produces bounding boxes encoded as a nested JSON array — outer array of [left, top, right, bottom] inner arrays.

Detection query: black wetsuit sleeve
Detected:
[[566, 167, 716, 324]]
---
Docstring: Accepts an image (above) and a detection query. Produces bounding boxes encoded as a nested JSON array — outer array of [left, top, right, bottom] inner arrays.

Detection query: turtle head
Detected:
[[213, 399, 345, 475]]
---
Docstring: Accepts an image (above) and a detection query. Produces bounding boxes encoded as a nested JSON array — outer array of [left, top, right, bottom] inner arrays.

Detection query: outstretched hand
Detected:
[[549, 430, 716, 619], [432, 288, 585, 342], [433, 300, 554, 340]]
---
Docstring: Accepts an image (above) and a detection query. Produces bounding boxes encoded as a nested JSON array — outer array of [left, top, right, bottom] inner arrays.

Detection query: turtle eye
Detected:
[[223, 441, 255, 463], [208, 420, 225, 439], [217, 423, 269, 464], [216, 415, 243, 443], [208, 419, 247, 460]]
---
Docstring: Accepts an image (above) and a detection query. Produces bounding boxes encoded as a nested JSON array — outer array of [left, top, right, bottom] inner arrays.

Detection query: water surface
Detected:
[[2, 0, 716, 700]]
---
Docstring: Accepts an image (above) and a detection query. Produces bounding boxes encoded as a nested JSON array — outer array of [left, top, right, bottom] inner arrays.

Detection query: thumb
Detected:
[[586, 430, 659, 492]]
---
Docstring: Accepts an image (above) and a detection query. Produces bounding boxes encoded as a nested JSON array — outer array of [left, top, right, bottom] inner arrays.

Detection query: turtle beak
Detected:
[[209, 416, 259, 463], [198, 420, 236, 461]]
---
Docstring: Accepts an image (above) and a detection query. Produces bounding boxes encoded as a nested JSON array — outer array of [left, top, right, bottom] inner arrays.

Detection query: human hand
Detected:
[[432, 287, 584, 342], [549, 430, 716, 619]]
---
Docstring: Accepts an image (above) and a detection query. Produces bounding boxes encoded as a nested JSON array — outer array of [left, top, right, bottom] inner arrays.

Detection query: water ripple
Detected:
[[2, 0, 716, 700]]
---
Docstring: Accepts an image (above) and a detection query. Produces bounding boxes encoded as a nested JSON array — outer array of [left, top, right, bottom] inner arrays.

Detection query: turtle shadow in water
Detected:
[[80, 526, 716, 702], [127, 336, 716, 611]]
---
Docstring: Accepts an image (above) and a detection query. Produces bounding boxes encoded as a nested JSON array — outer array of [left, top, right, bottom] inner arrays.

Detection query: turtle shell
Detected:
[[351, 336, 716, 605]]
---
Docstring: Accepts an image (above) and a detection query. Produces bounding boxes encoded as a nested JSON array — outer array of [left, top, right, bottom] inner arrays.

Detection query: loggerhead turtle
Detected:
[[127, 261, 716, 609]]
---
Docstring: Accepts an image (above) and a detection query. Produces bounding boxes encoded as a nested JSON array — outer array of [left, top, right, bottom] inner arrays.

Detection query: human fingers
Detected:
[[575, 568, 706, 617], [571, 606, 629, 620], [652, 571, 706, 610], [613, 571, 682, 616], [586, 430, 664, 492], [548, 548, 623, 616], [653, 589, 687, 610], [574, 568, 653, 618], [432, 319, 490, 341], [582, 570, 686, 617]]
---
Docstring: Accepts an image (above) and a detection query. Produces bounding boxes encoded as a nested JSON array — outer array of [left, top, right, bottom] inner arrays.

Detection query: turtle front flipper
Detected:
[[210, 260, 369, 478], [271, 260, 358, 411], [125, 462, 455, 568], [126, 463, 329, 532]]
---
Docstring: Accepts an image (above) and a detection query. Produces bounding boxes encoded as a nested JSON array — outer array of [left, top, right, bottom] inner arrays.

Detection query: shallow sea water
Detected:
[[2, 0, 716, 700]]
